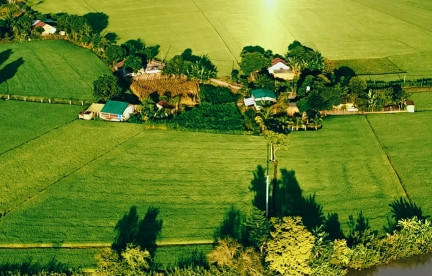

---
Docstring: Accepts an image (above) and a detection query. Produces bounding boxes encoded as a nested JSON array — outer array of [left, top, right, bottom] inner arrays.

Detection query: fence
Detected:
[[0, 94, 91, 106]]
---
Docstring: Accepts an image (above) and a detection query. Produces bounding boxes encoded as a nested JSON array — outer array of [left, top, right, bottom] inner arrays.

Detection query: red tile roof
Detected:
[[271, 57, 287, 66]]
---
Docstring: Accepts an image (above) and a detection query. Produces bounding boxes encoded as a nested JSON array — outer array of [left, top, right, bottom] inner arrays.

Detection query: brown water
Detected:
[[347, 253, 432, 276]]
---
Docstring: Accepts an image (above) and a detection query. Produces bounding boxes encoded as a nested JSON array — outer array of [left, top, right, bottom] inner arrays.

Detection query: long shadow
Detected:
[[0, 57, 24, 84], [251, 167, 344, 238], [213, 205, 246, 244], [112, 205, 139, 253], [0, 49, 13, 67], [249, 165, 266, 212], [385, 197, 429, 232], [137, 206, 163, 257], [83, 12, 109, 34], [112, 205, 163, 258], [274, 169, 304, 218]]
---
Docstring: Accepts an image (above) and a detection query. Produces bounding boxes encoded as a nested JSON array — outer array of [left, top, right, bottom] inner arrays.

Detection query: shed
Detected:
[[78, 103, 104, 120], [406, 100, 415, 113], [100, 100, 134, 121], [251, 89, 277, 103]]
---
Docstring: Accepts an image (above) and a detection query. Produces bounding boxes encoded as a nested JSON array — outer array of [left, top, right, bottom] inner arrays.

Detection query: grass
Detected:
[[366, 112, 432, 215], [0, 40, 111, 100], [27, 0, 432, 77], [410, 92, 432, 111], [0, 100, 83, 154], [2, 100, 432, 268], [333, 57, 405, 76], [278, 115, 406, 231]]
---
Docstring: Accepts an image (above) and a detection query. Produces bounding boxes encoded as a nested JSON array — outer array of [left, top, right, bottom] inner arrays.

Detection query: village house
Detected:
[[32, 20, 56, 36], [99, 100, 134, 121], [268, 58, 295, 80]]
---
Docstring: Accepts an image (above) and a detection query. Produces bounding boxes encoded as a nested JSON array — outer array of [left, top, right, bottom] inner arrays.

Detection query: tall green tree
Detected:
[[239, 51, 269, 77], [93, 74, 122, 102]]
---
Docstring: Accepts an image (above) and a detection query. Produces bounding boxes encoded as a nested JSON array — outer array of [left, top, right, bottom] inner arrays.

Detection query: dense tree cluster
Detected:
[[163, 48, 217, 81]]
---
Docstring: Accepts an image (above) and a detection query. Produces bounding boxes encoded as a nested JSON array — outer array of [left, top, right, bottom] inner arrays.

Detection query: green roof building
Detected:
[[100, 100, 134, 121], [251, 89, 277, 103]]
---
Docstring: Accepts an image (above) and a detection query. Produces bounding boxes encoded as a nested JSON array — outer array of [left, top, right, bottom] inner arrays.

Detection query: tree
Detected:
[[105, 45, 126, 67], [208, 238, 264, 276], [95, 245, 151, 276], [163, 55, 190, 77], [186, 55, 218, 81], [93, 74, 122, 102], [286, 41, 324, 73], [239, 52, 269, 77], [244, 207, 271, 251], [122, 38, 146, 56], [348, 76, 367, 98], [124, 55, 143, 72], [265, 216, 315, 275]]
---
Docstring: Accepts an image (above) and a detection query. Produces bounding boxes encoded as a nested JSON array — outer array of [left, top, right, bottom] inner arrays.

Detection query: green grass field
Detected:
[[0, 40, 111, 99], [2, 99, 432, 268], [410, 92, 432, 111], [0, 101, 83, 154], [278, 115, 407, 229], [366, 112, 432, 214], [28, 0, 432, 77]]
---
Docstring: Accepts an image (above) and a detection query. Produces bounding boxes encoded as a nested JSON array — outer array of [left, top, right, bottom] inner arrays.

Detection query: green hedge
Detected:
[[169, 102, 245, 132], [199, 84, 235, 104]]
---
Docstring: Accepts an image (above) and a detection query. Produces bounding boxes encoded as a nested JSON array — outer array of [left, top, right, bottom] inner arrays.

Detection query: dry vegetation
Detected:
[[130, 76, 200, 106]]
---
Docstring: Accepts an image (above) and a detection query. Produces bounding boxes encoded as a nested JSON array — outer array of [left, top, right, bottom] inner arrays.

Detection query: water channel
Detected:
[[346, 253, 432, 276]]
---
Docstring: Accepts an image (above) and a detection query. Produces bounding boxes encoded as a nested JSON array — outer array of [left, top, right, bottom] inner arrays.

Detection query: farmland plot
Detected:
[[366, 112, 432, 215], [277, 115, 406, 231], [0, 40, 110, 99], [0, 101, 82, 154], [28, 0, 432, 77]]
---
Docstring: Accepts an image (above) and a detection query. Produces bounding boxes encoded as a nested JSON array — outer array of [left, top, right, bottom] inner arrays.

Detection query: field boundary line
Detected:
[[0, 240, 215, 249], [190, 0, 238, 64], [0, 118, 78, 157], [364, 114, 411, 202], [0, 128, 145, 219]]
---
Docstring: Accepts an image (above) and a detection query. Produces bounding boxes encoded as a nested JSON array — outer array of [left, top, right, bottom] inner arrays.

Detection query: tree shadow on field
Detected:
[[214, 205, 246, 244], [0, 49, 13, 67], [83, 12, 109, 34], [112, 205, 163, 257], [249, 165, 266, 212], [0, 57, 24, 85], [249, 167, 344, 238], [137, 207, 163, 257]]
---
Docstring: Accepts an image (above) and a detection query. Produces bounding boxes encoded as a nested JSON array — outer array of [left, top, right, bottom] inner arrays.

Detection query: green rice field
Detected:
[[0, 40, 111, 99], [28, 0, 432, 78], [2, 98, 432, 268]]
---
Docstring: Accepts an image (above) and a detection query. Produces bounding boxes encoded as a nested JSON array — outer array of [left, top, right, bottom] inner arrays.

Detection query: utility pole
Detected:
[[266, 141, 269, 217]]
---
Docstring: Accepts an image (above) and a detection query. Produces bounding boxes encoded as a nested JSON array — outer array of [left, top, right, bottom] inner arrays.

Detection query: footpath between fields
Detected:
[[0, 240, 215, 249]]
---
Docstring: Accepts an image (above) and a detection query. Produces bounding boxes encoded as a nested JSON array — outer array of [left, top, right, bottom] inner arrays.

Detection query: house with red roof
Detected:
[[268, 58, 294, 80], [32, 20, 56, 36]]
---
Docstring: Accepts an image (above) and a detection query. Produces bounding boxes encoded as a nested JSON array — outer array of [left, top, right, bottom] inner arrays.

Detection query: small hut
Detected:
[[406, 100, 415, 113], [78, 103, 104, 120]]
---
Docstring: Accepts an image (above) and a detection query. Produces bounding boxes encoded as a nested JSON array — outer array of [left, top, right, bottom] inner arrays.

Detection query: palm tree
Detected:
[[310, 113, 323, 130]]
